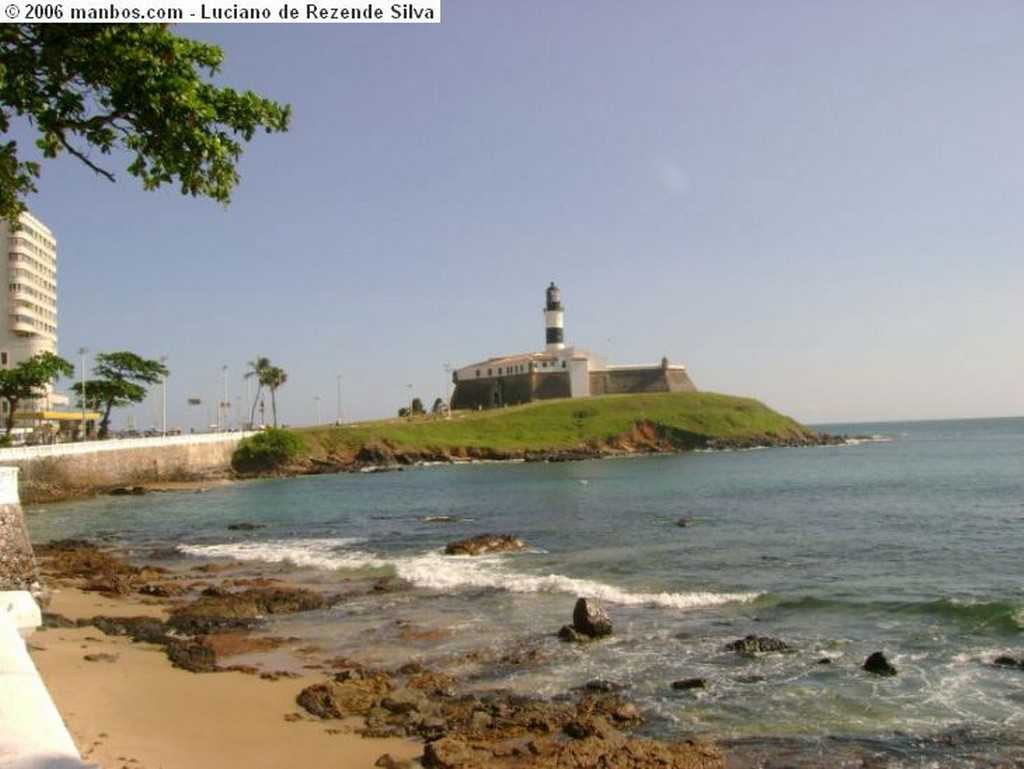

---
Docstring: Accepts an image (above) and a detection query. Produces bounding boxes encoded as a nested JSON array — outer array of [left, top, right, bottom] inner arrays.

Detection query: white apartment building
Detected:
[[0, 212, 77, 437], [1, 210, 58, 367]]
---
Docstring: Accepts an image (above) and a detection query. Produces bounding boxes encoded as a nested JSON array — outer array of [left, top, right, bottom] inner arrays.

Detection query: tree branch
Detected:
[[58, 134, 115, 182]]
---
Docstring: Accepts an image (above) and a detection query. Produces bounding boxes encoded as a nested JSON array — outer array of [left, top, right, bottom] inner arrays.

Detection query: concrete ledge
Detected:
[[0, 592, 91, 768], [0, 593, 41, 639]]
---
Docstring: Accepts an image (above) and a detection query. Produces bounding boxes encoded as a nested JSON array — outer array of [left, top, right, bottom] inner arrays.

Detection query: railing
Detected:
[[0, 432, 257, 461]]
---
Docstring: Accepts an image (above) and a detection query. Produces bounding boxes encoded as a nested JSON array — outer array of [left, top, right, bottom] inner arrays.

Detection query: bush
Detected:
[[231, 428, 305, 474]]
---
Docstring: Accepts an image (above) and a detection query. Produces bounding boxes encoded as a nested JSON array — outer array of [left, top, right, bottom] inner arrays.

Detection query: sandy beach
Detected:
[[21, 541, 727, 769], [28, 586, 423, 769]]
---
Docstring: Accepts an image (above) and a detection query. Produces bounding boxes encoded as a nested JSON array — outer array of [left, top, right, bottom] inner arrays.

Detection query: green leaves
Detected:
[[74, 350, 170, 438], [0, 350, 74, 435], [0, 24, 290, 224]]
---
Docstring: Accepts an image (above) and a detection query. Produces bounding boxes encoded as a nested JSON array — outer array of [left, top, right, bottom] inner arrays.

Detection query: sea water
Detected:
[[25, 417, 1024, 766]]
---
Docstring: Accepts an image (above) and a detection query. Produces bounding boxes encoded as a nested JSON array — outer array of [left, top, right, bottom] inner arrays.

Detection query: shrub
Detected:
[[232, 428, 305, 474]]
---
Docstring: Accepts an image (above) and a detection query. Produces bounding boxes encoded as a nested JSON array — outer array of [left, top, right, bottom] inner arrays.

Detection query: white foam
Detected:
[[395, 552, 758, 609], [179, 539, 758, 610], [178, 538, 389, 570]]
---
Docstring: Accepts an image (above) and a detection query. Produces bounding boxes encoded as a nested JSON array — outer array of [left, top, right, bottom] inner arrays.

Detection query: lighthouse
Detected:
[[544, 281, 565, 352]]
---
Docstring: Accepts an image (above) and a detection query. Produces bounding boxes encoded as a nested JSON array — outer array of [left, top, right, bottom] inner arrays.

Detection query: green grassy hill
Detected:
[[286, 392, 830, 468]]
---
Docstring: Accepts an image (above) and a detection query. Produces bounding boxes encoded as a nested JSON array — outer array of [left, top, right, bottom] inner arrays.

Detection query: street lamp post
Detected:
[[221, 364, 228, 431], [335, 374, 342, 425], [78, 346, 88, 439], [314, 395, 322, 426], [443, 363, 453, 418], [160, 356, 167, 436]]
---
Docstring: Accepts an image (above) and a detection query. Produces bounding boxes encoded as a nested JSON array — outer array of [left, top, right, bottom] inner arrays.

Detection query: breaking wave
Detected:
[[178, 538, 757, 611]]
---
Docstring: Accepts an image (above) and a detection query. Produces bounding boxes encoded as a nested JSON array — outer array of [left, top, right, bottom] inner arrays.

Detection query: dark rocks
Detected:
[[725, 634, 792, 654], [422, 737, 494, 769], [573, 598, 613, 637], [83, 652, 119, 663], [227, 522, 266, 531], [559, 598, 613, 642], [90, 615, 171, 645], [993, 656, 1024, 670], [863, 651, 898, 676], [579, 679, 627, 694], [296, 660, 724, 768], [41, 612, 77, 629], [165, 639, 218, 672], [296, 668, 395, 720], [108, 486, 148, 496], [443, 534, 528, 556], [676, 517, 694, 528], [672, 678, 708, 691], [167, 586, 330, 635], [355, 442, 398, 468]]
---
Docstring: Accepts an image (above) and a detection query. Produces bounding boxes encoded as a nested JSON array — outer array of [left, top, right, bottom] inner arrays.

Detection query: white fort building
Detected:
[[450, 282, 696, 410]]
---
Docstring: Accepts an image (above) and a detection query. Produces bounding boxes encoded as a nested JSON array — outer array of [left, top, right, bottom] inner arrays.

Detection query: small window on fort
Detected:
[[476, 370, 480, 378], [0, 352, 7, 366]]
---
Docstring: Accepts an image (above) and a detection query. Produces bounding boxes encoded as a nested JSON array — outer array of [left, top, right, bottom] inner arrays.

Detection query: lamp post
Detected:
[[221, 364, 228, 431], [77, 346, 88, 439], [160, 356, 167, 436], [443, 363, 452, 418], [335, 374, 342, 425], [314, 395, 322, 426]]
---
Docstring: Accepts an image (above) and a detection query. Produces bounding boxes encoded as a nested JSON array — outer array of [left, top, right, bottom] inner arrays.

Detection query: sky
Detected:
[[13, 1, 1024, 431]]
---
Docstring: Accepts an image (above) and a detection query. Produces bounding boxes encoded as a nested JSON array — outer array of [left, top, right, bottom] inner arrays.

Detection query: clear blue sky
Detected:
[[18, 2, 1024, 431]]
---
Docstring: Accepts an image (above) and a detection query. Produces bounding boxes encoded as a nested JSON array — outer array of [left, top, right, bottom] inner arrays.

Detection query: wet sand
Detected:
[[28, 586, 422, 769]]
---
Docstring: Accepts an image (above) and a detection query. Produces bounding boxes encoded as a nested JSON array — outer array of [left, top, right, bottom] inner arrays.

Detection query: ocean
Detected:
[[25, 417, 1024, 767]]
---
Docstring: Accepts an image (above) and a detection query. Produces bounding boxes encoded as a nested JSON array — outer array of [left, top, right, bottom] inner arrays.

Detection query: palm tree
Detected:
[[261, 365, 287, 427], [245, 356, 270, 427]]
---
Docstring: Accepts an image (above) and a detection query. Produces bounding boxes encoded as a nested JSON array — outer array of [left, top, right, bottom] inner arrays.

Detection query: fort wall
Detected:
[[590, 367, 697, 396]]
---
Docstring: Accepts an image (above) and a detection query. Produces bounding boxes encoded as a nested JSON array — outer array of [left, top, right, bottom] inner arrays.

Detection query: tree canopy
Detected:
[[0, 24, 291, 223], [0, 350, 74, 436], [71, 351, 168, 439]]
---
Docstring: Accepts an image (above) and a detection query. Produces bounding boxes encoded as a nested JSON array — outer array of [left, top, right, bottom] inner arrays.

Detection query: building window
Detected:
[[0, 352, 7, 366]]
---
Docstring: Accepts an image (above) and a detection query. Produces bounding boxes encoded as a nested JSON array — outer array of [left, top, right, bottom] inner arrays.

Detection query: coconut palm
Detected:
[[261, 364, 287, 428], [245, 356, 270, 427]]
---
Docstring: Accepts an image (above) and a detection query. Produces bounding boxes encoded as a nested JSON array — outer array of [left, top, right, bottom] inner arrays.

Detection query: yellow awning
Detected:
[[14, 410, 102, 421]]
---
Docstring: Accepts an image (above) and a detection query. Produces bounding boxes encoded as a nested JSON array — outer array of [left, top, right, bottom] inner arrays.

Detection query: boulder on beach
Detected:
[[443, 533, 528, 556], [558, 597, 613, 642], [863, 651, 897, 676]]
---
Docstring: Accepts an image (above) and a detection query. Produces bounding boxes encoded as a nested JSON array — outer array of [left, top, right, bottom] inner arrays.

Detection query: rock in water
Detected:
[[863, 651, 897, 676], [993, 655, 1024, 670], [573, 597, 614, 637], [724, 634, 792, 654], [443, 533, 528, 556], [559, 597, 614, 642]]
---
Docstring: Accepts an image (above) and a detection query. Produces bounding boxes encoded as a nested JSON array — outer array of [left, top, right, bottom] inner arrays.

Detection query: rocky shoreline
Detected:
[[252, 426, 847, 481], [32, 540, 726, 768]]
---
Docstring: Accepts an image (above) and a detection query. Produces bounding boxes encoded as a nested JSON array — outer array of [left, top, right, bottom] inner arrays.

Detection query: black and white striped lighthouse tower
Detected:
[[544, 281, 565, 352]]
